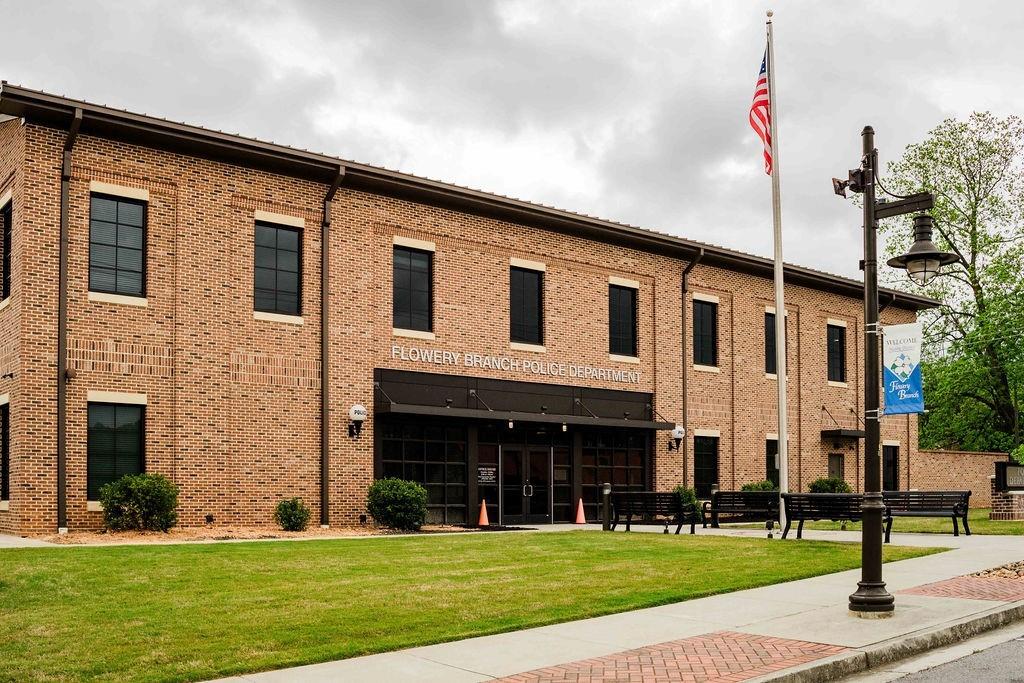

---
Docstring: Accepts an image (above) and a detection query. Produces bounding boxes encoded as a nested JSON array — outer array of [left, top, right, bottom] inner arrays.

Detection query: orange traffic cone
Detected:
[[575, 498, 587, 524], [478, 499, 490, 527]]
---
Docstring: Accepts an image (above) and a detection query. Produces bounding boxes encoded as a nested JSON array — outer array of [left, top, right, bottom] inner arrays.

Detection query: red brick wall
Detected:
[[1, 119, 925, 533], [912, 450, 1008, 507]]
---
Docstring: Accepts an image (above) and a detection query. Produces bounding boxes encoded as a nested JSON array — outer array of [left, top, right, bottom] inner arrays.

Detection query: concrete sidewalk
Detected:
[[211, 528, 1024, 683]]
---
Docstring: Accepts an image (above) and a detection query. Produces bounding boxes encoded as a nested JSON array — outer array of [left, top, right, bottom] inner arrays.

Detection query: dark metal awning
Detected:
[[377, 402, 674, 430], [821, 428, 866, 440]]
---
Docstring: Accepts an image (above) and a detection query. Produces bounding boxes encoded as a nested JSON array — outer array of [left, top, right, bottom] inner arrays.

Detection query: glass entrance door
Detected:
[[500, 446, 552, 525]]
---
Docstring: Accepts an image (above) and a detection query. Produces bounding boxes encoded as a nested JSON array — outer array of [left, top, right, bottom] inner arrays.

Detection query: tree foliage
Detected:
[[880, 113, 1024, 452]]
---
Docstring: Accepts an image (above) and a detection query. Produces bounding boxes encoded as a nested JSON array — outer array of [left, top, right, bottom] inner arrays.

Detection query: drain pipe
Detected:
[[57, 107, 82, 533], [680, 248, 704, 489], [320, 166, 344, 528]]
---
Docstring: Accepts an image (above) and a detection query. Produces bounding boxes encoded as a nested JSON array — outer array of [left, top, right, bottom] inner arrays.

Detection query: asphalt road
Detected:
[[897, 637, 1024, 682]]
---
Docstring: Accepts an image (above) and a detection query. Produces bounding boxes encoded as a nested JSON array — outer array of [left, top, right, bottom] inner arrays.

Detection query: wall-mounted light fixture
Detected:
[[508, 419, 514, 429], [348, 404, 367, 438], [667, 425, 685, 451], [562, 423, 567, 432]]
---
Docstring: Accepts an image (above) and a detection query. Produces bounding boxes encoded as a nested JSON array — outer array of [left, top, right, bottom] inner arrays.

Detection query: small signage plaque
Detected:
[[1007, 465, 1024, 490], [478, 465, 497, 486]]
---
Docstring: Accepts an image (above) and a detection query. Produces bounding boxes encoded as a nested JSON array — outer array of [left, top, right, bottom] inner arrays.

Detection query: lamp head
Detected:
[[886, 214, 959, 286]]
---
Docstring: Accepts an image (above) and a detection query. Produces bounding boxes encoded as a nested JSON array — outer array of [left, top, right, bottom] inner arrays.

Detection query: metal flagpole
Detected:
[[766, 10, 789, 533]]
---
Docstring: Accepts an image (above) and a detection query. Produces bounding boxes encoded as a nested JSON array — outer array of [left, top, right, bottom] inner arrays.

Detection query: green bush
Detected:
[[808, 477, 853, 493], [99, 473, 179, 532], [741, 479, 778, 492], [1011, 444, 1024, 465], [673, 485, 698, 509], [367, 478, 428, 531], [274, 497, 312, 532]]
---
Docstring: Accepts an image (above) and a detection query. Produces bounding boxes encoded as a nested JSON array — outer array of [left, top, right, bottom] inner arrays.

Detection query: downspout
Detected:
[[320, 166, 344, 527], [57, 107, 82, 532], [680, 248, 704, 488]]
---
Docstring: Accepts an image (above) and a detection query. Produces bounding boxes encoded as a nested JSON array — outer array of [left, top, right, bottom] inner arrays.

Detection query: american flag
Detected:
[[749, 51, 772, 175]]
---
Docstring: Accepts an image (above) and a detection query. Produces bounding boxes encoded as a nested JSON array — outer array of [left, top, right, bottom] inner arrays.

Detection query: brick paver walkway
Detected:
[[899, 576, 1024, 602], [495, 631, 847, 682]]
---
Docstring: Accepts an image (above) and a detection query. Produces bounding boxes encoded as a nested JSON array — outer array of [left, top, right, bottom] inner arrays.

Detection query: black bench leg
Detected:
[[625, 515, 631, 532], [884, 517, 892, 544], [962, 514, 971, 536], [689, 521, 696, 535], [711, 512, 720, 529], [952, 516, 960, 537], [782, 520, 791, 539], [797, 520, 804, 540], [674, 521, 683, 535]]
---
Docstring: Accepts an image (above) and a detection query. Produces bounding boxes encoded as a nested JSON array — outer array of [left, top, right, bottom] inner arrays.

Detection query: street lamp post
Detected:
[[833, 126, 957, 617]]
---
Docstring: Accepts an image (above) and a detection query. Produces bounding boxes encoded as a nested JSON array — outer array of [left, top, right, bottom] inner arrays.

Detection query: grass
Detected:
[[761, 508, 1024, 536], [0, 531, 940, 683]]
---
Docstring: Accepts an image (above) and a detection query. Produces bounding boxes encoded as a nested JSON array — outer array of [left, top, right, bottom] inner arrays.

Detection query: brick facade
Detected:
[[911, 450, 1008, 507], [0, 99, 928, 534]]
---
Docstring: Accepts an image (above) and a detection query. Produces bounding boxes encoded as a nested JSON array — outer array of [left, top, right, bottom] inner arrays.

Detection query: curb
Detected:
[[749, 599, 1024, 682]]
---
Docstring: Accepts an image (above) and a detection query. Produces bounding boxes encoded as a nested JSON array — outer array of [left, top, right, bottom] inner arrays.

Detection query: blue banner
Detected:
[[883, 323, 924, 415]]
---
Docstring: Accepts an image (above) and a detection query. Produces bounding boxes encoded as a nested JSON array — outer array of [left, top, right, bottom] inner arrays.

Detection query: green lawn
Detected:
[[767, 508, 1024, 536], [0, 531, 939, 683]]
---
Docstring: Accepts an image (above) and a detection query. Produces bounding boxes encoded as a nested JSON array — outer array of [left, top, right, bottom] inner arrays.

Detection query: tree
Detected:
[[880, 113, 1024, 452]]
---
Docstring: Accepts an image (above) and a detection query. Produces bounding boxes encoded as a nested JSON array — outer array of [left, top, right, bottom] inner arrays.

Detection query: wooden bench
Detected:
[[612, 492, 701, 535], [781, 493, 862, 539], [702, 490, 780, 530], [882, 490, 971, 543]]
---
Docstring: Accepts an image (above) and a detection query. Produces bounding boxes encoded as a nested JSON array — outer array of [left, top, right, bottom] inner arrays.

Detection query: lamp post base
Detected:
[[849, 581, 895, 616]]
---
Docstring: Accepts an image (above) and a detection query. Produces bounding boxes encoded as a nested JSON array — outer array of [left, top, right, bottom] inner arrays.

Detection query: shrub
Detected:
[[367, 478, 428, 531], [274, 497, 312, 532], [673, 485, 698, 509], [808, 477, 852, 493], [741, 479, 778, 492], [99, 473, 179, 532], [1011, 444, 1024, 465]]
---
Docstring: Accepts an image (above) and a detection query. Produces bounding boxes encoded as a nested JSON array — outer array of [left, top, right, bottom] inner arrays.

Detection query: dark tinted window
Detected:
[[766, 439, 779, 487], [510, 266, 543, 344], [609, 284, 637, 356], [1, 200, 11, 300], [378, 420, 467, 524], [694, 436, 719, 498], [827, 324, 846, 382], [393, 246, 432, 332], [87, 403, 144, 500], [0, 403, 8, 501], [254, 222, 301, 315], [89, 194, 146, 296], [883, 445, 899, 491], [765, 312, 776, 374], [693, 300, 718, 366]]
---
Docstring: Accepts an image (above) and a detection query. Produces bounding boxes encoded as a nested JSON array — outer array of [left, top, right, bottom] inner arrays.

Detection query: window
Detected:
[[0, 199, 11, 300], [765, 312, 777, 374], [0, 403, 8, 501], [883, 445, 899, 491], [379, 421, 467, 524], [766, 439, 780, 488], [694, 436, 719, 498], [608, 284, 637, 356], [693, 300, 718, 366], [254, 222, 301, 316], [510, 266, 543, 344], [827, 324, 846, 382], [393, 246, 432, 332], [89, 194, 146, 297], [580, 429, 646, 521], [87, 403, 144, 500], [828, 453, 845, 481]]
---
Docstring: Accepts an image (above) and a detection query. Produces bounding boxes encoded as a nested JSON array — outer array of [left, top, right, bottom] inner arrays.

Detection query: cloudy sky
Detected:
[[2, 0, 1021, 277]]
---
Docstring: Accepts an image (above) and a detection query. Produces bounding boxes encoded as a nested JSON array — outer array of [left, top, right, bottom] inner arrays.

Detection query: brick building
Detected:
[[0, 84, 936, 534]]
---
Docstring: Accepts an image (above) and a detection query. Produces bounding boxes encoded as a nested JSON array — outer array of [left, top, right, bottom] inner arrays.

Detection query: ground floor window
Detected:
[[581, 430, 647, 521], [765, 439, 779, 487], [380, 421, 468, 525], [694, 436, 718, 498], [0, 403, 8, 501], [87, 403, 144, 500], [828, 453, 844, 481], [883, 445, 899, 491]]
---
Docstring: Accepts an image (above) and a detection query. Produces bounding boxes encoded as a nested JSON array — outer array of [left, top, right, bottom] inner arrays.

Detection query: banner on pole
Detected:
[[882, 322, 924, 415]]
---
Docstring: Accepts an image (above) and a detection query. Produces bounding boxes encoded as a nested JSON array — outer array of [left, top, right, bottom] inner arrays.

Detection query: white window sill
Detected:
[[393, 328, 435, 341], [765, 372, 777, 380], [609, 354, 640, 364], [510, 342, 546, 353], [694, 364, 720, 373], [827, 380, 849, 388], [0, 298, 10, 313], [89, 292, 148, 307], [0, 500, 8, 511], [254, 311, 304, 325], [87, 501, 104, 512]]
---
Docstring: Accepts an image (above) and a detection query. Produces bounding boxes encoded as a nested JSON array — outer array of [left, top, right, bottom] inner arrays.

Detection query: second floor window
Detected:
[[765, 312, 777, 374], [0, 199, 11, 300], [827, 323, 846, 382], [693, 299, 718, 366], [254, 222, 302, 316], [608, 284, 637, 356], [510, 266, 543, 344], [393, 246, 432, 332], [90, 194, 146, 297]]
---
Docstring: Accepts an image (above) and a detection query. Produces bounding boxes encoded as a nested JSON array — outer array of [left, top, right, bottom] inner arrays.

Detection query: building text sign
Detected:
[[390, 345, 642, 384], [882, 323, 924, 415]]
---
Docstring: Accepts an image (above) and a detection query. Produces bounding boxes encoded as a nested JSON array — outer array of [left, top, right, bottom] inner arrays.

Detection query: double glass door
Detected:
[[501, 446, 551, 525]]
